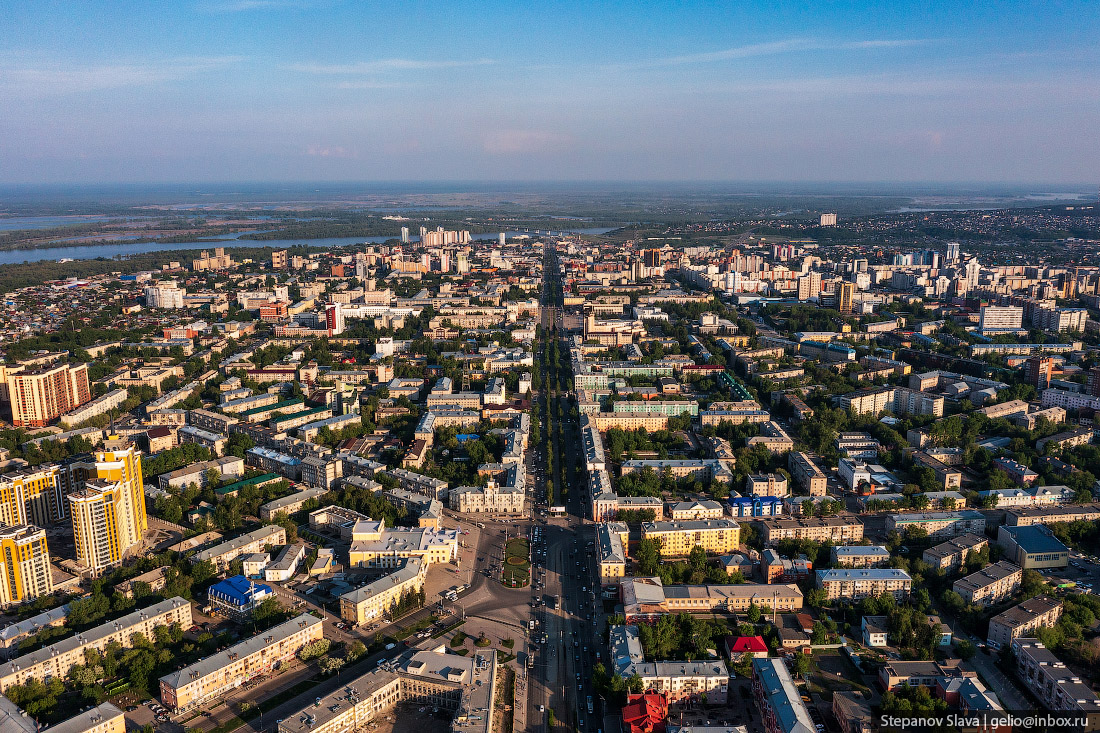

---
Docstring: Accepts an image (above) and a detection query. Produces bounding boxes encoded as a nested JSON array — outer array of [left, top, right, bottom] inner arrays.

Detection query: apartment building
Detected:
[[597, 522, 628, 583], [191, 525, 287, 573], [817, 568, 912, 601], [449, 479, 525, 514], [1006, 504, 1100, 527], [886, 510, 986, 540], [758, 515, 864, 546], [340, 558, 427, 627], [747, 422, 795, 453], [259, 488, 328, 521], [0, 464, 65, 528], [921, 534, 988, 571], [0, 597, 192, 691], [0, 524, 53, 606], [66, 443, 147, 574], [753, 657, 816, 733], [987, 596, 1063, 650], [160, 614, 323, 711], [621, 576, 803, 621], [1011, 638, 1100, 712], [610, 625, 728, 704], [6, 362, 92, 427], [667, 500, 725, 520], [831, 545, 891, 568], [952, 561, 1023, 607], [788, 452, 827, 496], [878, 660, 968, 693], [839, 386, 945, 418], [640, 519, 741, 557], [746, 473, 790, 498]]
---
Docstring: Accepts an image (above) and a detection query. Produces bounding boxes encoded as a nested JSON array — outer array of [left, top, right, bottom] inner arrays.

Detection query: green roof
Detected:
[[216, 473, 282, 496], [239, 398, 305, 417], [270, 406, 330, 427]]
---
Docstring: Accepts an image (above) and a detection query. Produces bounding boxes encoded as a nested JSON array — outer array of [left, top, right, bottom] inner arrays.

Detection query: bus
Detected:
[[549, 506, 566, 515], [587, 696, 594, 715]]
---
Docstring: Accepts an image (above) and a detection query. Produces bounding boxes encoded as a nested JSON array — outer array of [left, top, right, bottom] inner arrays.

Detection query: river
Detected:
[[0, 227, 618, 266]]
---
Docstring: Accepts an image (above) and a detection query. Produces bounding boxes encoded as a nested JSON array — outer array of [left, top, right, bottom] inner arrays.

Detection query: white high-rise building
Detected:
[[400, 227, 409, 243], [966, 259, 982, 289], [946, 242, 961, 262], [820, 213, 838, 227], [499, 232, 506, 246], [144, 282, 184, 309], [419, 226, 428, 239], [979, 306, 1024, 331]]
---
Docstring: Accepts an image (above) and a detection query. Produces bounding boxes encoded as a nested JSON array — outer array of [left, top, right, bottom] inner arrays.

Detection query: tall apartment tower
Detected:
[[946, 242, 961, 263], [271, 250, 288, 269], [499, 232, 506, 247], [1024, 357, 1054, 390], [819, 213, 838, 227], [837, 282, 855, 315], [325, 303, 345, 336], [401, 227, 410, 244], [67, 443, 146, 575], [6, 363, 92, 427], [0, 524, 53, 606], [419, 226, 428, 239], [0, 465, 65, 527]]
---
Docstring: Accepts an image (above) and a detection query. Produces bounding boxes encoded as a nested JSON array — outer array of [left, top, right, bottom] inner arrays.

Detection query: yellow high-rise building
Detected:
[[67, 442, 146, 575], [837, 282, 855, 316], [0, 524, 54, 606], [0, 465, 65, 528]]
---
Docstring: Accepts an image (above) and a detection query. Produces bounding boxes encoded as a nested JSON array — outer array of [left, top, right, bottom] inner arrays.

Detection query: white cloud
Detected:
[[198, 0, 338, 12], [286, 58, 495, 75], [0, 56, 244, 96], [306, 145, 355, 158], [605, 38, 931, 71]]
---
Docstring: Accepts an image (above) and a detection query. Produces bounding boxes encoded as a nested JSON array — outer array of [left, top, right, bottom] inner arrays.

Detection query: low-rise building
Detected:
[[996, 524, 1069, 570], [746, 473, 789, 497], [817, 568, 912, 601], [191, 525, 286, 573], [1011, 638, 1100, 712], [987, 596, 1063, 650], [0, 597, 192, 691], [752, 657, 815, 733], [1006, 503, 1100, 527], [259, 488, 328, 521], [788, 452, 827, 495], [886, 510, 986, 539], [621, 576, 802, 621], [339, 558, 427, 626], [831, 546, 891, 568], [758, 515, 864, 546], [952, 561, 1023, 607], [597, 522, 628, 583], [265, 543, 306, 582], [641, 519, 741, 557], [207, 574, 274, 620], [922, 534, 988, 571], [160, 613, 323, 712], [668, 500, 725, 520]]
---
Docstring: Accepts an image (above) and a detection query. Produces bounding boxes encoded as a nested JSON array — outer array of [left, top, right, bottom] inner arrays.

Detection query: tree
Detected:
[[635, 539, 662, 576], [955, 640, 976, 660], [746, 602, 762, 624], [791, 652, 811, 679]]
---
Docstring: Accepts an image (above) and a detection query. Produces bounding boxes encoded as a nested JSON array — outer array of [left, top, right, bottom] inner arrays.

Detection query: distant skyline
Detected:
[[2, 1, 1098, 185]]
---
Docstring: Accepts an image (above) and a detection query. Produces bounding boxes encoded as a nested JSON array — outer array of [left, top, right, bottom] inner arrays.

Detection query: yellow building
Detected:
[[0, 464, 65, 528], [0, 524, 53, 606], [160, 614, 323, 712], [641, 519, 740, 557], [340, 558, 426, 625], [348, 519, 460, 569], [66, 443, 147, 573], [597, 522, 628, 583]]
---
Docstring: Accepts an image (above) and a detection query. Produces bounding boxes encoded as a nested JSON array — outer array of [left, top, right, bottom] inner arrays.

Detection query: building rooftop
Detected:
[[160, 613, 320, 690]]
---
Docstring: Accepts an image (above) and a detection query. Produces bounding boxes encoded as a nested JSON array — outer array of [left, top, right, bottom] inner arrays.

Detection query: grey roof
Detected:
[[0, 694, 36, 733], [0, 604, 69, 643], [341, 558, 424, 605], [39, 702, 124, 733], [192, 525, 285, 563], [0, 598, 189, 678], [752, 657, 815, 733], [160, 614, 321, 690]]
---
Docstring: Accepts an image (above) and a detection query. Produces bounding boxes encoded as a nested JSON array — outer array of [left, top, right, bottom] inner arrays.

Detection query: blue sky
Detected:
[[1, 1, 1097, 184]]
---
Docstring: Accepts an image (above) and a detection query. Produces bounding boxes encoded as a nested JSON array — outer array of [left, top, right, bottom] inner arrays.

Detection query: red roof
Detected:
[[729, 636, 768, 654], [622, 692, 668, 733]]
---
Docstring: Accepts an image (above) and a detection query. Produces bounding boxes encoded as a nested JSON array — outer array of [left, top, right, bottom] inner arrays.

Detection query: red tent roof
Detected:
[[730, 635, 769, 654]]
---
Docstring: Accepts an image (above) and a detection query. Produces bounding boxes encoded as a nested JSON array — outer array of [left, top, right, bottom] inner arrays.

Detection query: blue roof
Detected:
[[1001, 525, 1069, 554], [209, 575, 273, 606]]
